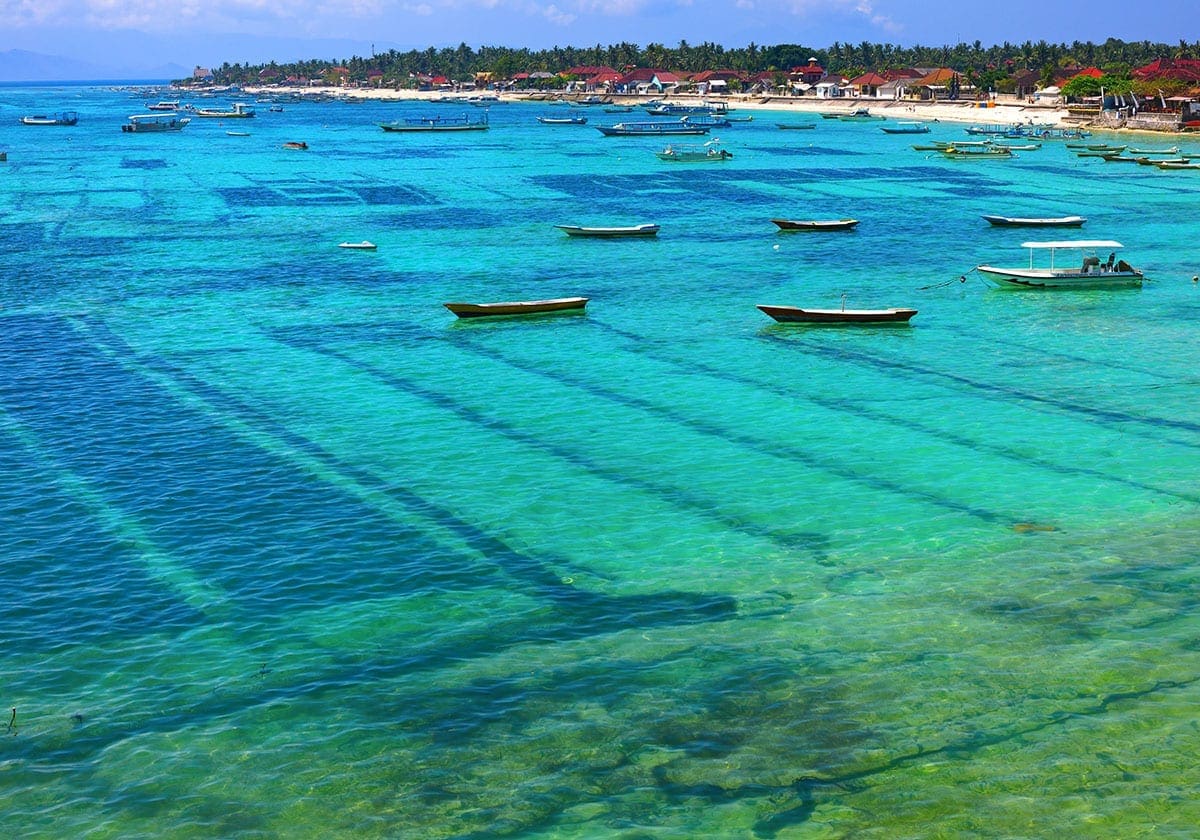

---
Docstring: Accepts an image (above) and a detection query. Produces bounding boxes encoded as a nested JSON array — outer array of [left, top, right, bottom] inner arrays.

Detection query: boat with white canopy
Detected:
[[976, 240, 1143, 289]]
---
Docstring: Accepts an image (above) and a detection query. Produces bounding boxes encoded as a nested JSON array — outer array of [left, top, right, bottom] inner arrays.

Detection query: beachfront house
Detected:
[[848, 71, 889, 98], [914, 68, 965, 101], [813, 78, 848, 98], [616, 68, 681, 95]]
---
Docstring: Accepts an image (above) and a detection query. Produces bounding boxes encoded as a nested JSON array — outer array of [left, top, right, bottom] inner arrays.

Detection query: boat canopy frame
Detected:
[[1019, 240, 1124, 269]]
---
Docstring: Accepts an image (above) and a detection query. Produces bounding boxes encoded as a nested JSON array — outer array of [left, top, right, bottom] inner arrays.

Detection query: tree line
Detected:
[[194, 38, 1200, 91]]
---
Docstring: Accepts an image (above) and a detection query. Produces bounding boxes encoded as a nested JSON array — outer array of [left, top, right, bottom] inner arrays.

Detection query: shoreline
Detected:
[[236, 84, 1073, 128]]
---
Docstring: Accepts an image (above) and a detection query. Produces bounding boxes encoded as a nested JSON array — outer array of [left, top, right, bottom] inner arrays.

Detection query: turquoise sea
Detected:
[[3, 84, 1200, 837]]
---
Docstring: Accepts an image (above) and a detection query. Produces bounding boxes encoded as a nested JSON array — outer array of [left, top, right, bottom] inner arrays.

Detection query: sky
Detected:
[[1, 0, 1195, 79]]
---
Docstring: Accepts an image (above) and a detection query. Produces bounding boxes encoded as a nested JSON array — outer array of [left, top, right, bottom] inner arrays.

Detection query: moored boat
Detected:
[[193, 102, 256, 118], [975, 240, 1143, 289], [655, 141, 732, 162], [380, 113, 489, 132], [537, 115, 587, 125], [146, 101, 181, 111], [940, 144, 1013, 159], [20, 111, 78, 126], [776, 123, 817, 130], [981, 214, 1086, 228], [555, 223, 660, 238], [771, 218, 859, 232], [338, 241, 377, 250], [757, 304, 917, 324], [121, 113, 191, 132], [444, 297, 589, 318], [881, 122, 930, 134], [596, 120, 708, 136]]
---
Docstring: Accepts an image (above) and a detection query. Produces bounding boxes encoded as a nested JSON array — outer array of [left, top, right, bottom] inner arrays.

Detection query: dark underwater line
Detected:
[[288, 338, 833, 562], [585, 320, 1200, 508], [446, 330, 1013, 527], [74, 314, 748, 622]]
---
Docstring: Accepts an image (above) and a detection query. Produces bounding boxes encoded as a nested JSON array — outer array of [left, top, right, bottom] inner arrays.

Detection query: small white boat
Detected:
[[976, 240, 1143, 289], [981, 215, 1086, 228], [338, 241, 377, 250], [555, 223, 660, 238]]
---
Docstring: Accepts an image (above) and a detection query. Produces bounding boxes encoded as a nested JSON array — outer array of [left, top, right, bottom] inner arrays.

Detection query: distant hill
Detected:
[[0, 49, 188, 82]]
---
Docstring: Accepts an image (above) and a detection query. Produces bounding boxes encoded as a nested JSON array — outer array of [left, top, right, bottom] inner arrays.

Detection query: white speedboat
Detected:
[[976, 240, 1143, 289]]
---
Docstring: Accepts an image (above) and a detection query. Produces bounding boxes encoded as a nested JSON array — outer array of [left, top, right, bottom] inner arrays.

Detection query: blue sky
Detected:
[[2, 0, 1195, 78]]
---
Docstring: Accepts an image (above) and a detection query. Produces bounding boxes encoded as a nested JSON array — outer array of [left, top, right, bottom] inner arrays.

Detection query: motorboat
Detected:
[[121, 114, 191, 132], [655, 141, 732, 162], [981, 215, 1086, 228], [555, 223, 660, 237], [771, 218, 859, 232], [537, 115, 587, 125], [444, 297, 589, 318], [595, 121, 708, 136], [379, 113, 488, 132], [194, 102, 256, 118], [20, 111, 77, 126], [757, 304, 917, 324], [975, 240, 1144, 289], [146, 101, 181, 111]]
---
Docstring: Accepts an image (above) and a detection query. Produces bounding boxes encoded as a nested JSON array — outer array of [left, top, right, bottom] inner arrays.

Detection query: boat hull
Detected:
[[757, 305, 917, 323], [556, 224, 659, 238], [981, 215, 1086, 228], [444, 297, 589, 318], [976, 266, 1143, 289], [771, 219, 859, 232]]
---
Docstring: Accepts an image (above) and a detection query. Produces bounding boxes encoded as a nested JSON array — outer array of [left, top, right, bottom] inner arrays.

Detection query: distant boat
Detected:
[[146, 101, 180, 111], [194, 103, 256, 118], [1153, 160, 1200, 170], [20, 111, 77, 126], [1139, 157, 1191, 166], [444, 297, 589, 318], [777, 123, 816, 130], [338, 241, 377, 250], [226, 130, 250, 137], [981, 215, 1086, 228], [655, 141, 732, 162], [837, 108, 885, 121], [121, 113, 191, 132], [757, 304, 917, 324], [595, 121, 708, 136], [281, 141, 308, 150], [1127, 145, 1178, 155], [940, 144, 1013, 159], [555, 223, 660, 238], [881, 121, 930, 134], [269, 105, 284, 112], [602, 105, 635, 113], [771, 218, 859, 232], [379, 113, 488, 132], [537, 115, 587, 125]]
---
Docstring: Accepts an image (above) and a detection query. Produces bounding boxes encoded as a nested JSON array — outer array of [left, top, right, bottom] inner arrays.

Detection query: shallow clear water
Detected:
[[3, 86, 1200, 837]]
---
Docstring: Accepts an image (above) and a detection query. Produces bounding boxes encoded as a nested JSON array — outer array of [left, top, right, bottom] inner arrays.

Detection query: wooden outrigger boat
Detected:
[[757, 304, 917, 324], [555, 223, 660, 237], [981, 215, 1086, 228], [880, 122, 930, 134], [771, 218, 859, 232], [444, 297, 589, 318]]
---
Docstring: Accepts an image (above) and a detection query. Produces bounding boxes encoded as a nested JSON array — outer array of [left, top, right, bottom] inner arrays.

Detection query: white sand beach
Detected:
[[239, 84, 1073, 128]]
